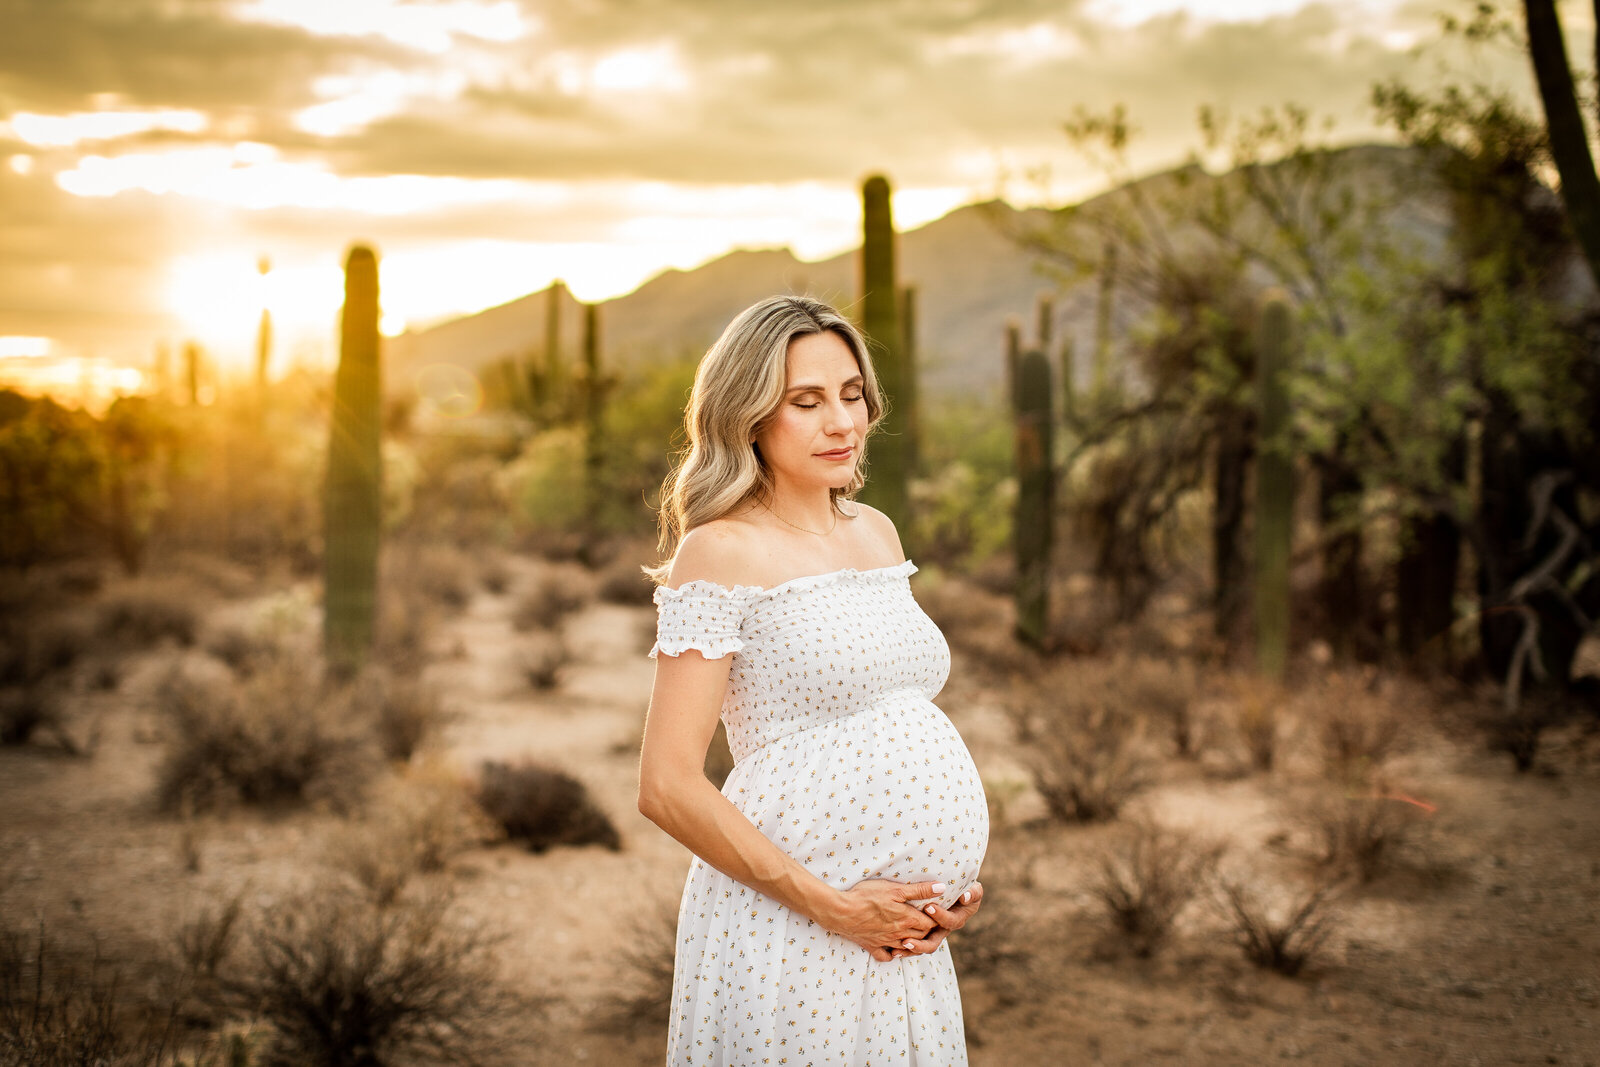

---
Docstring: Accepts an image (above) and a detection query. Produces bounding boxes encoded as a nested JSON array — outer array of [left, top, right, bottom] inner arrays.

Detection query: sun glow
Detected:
[[234, 0, 530, 53], [5, 108, 208, 147]]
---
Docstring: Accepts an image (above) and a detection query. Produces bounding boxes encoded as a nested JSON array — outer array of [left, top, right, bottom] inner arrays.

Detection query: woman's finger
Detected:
[[902, 927, 951, 955]]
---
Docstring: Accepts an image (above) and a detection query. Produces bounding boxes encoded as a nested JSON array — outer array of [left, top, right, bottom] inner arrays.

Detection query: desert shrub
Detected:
[[1227, 674, 1283, 772], [0, 611, 93, 687], [1122, 656, 1201, 759], [358, 667, 450, 762], [0, 686, 62, 747], [1016, 661, 1157, 822], [231, 885, 510, 1067], [479, 553, 513, 595], [154, 656, 378, 814], [949, 891, 1030, 1003], [512, 571, 590, 632], [0, 917, 193, 1066], [173, 893, 245, 983], [1212, 873, 1343, 977], [1090, 818, 1225, 957], [474, 759, 621, 853], [1478, 686, 1566, 773], [598, 557, 656, 605], [1301, 786, 1427, 884], [1303, 669, 1408, 781], [201, 622, 277, 678], [518, 633, 571, 690], [410, 543, 478, 610], [325, 779, 497, 906], [97, 579, 201, 647], [594, 899, 679, 1035]]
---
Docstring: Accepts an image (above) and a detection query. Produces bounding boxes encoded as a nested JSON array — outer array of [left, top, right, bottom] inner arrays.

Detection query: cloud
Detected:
[[0, 0, 1553, 361]]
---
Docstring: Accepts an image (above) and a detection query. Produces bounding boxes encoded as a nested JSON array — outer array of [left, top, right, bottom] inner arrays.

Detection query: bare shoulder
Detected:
[[664, 518, 764, 590], [848, 501, 906, 564]]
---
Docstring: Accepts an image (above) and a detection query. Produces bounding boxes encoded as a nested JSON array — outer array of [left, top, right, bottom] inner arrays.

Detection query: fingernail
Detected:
[[903, 940, 917, 950], [962, 891, 971, 903], [931, 883, 946, 894], [925, 904, 937, 914]]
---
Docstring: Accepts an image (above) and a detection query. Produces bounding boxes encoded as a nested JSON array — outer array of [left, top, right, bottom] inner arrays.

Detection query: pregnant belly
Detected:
[[723, 694, 990, 914]]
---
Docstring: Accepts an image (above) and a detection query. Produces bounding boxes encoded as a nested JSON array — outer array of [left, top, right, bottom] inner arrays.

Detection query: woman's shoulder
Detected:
[[663, 518, 765, 592], [847, 501, 906, 562]]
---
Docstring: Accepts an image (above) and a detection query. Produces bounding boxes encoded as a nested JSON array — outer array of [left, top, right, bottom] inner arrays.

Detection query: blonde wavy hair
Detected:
[[644, 295, 886, 585]]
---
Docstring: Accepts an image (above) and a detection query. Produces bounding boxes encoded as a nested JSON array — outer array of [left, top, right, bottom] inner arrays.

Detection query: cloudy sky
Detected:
[[0, 0, 1555, 388]]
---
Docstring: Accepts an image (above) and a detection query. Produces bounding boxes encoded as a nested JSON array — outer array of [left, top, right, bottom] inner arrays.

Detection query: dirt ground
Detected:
[[3, 555, 1598, 1066]]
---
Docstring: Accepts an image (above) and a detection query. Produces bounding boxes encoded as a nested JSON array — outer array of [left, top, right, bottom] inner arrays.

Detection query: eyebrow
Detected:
[[786, 374, 864, 395]]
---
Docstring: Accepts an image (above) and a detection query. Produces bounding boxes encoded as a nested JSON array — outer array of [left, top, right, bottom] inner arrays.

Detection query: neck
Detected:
[[763, 485, 837, 531]]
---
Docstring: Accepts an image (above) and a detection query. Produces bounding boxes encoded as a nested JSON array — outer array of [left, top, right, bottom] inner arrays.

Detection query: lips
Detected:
[[816, 447, 853, 459]]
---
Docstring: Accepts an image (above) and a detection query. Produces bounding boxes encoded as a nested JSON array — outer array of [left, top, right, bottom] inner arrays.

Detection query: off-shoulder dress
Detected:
[[649, 559, 989, 1065]]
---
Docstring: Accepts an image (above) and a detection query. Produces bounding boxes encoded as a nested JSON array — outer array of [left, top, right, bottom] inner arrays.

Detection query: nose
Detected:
[[822, 395, 854, 434]]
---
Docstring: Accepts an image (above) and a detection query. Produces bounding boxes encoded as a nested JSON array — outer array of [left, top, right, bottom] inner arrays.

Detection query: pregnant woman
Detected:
[[638, 295, 990, 1065]]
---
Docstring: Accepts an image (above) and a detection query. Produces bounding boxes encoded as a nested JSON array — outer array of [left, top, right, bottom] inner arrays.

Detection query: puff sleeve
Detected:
[[648, 581, 753, 660]]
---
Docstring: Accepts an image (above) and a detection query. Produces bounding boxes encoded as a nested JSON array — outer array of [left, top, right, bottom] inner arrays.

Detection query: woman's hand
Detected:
[[890, 881, 984, 959], [827, 879, 944, 962]]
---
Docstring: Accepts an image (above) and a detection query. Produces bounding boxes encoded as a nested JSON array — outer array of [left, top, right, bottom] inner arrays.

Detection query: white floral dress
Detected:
[[649, 559, 989, 1065]]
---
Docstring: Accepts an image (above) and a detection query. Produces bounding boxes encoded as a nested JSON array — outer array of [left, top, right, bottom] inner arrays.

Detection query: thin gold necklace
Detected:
[[765, 500, 838, 536]]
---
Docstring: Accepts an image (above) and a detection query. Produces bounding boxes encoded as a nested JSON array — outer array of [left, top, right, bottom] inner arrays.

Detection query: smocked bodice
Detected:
[[649, 559, 950, 763]]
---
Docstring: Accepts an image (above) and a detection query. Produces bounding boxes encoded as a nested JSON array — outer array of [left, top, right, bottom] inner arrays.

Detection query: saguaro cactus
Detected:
[[1254, 293, 1294, 681], [1013, 344, 1055, 649], [324, 244, 383, 677], [899, 285, 920, 479], [255, 256, 273, 398], [542, 279, 565, 418], [858, 175, 909, 533], [183, 342, 201, 406]]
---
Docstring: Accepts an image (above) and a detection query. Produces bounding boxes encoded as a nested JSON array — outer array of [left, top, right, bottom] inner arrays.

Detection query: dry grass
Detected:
[[512, 572, 591, 633], [1014, 658, 1158, 822], [96, 578, 202, 647], [517, 633, 572, 690], [228, 884, 514, 1067], [1225, 674, 1284, 772], [1299, 783, 1430, 884], [359, 667, 452, 762], [1090, 818, 1226, 957], [0, 611, 93, 687], [593, 899, 680, 1036], [474, 759, 621, 853], [1211, 872, 1344, 977], [1120, 656, 1203, 759], [153, 655, 379, 814], [598, 558, 656, 606], [0, 917, 195, 1066], [478, 553, 513, 596], [410, 543, 479, 610], [324, 777, 499, 906], [1300, 668, 1409, 782]]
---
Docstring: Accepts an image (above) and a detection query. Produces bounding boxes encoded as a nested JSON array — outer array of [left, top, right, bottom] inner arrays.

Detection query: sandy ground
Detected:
[[3, 555, 1598, 1066]]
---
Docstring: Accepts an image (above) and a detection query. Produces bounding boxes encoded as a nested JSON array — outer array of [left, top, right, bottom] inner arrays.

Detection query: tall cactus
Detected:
[[183, 342, 201, 406], [255, 256, 273, 399], [581, 301, 605, 556], [1093, 239, 1117, 394], [324, 244, 383, 678], [857, 175, 909, 533], [899, 285, 920, 480], [543, 279, 565, 419], [1254, 293, 1294, 681], [1004, 319, 1021, 410], [1013, 344, 1054, 649]]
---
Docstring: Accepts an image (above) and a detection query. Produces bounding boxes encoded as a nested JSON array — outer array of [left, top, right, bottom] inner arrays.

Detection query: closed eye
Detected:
[[795, 394, 864, 409]]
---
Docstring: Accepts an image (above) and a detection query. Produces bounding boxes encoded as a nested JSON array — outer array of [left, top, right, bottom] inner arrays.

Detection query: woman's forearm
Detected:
[[639, 771, 847, 929]]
